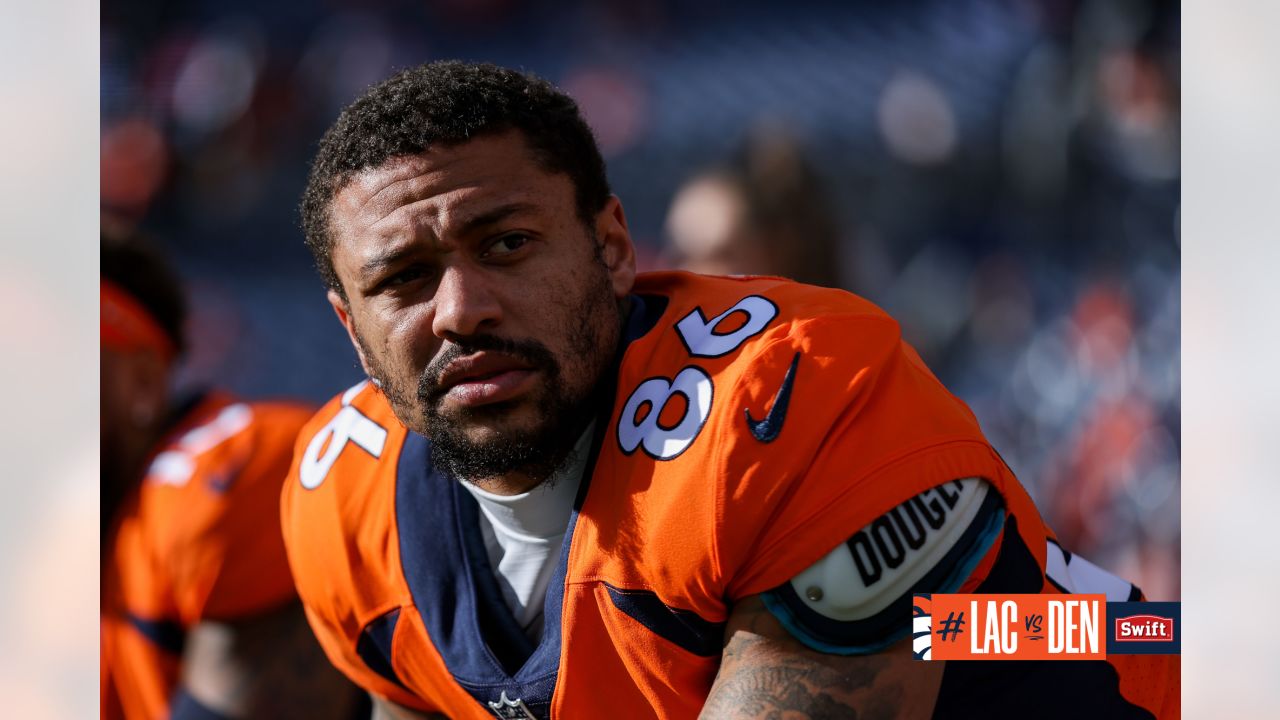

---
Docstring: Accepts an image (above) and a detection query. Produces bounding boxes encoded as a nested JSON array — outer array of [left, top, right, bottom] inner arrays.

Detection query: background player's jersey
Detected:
[[283, 272, 1177, 719], [102, 393, 312, 720]]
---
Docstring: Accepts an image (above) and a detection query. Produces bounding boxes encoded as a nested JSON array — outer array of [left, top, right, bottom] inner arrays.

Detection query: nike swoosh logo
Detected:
[[745, 352, 800, 443]]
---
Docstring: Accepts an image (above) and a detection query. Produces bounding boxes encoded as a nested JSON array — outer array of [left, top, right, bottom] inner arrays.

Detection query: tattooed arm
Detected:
[[700, 596, 945, 720]]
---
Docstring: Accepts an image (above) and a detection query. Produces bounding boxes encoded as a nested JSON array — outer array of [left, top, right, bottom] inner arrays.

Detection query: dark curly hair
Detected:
[[101, 228, 187, 355], [300, 61, 611, 296]]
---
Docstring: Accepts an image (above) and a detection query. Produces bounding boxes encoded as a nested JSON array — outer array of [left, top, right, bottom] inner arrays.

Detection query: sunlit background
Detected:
[[100, 0, 1181, 604]]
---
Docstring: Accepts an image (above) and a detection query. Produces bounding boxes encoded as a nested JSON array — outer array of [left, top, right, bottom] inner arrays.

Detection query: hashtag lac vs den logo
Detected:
[[915, 594, 1107, 660]]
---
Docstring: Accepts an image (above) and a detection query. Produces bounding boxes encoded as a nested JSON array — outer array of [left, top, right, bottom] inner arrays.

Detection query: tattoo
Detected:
[[699, 597, 939, 720]]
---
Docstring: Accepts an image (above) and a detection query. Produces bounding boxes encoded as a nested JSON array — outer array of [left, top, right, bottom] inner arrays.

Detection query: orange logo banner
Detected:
[[914, 594, 1106, 661]]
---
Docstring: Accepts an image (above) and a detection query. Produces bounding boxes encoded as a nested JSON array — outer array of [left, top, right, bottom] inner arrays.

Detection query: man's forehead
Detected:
[[332, 133, 554, 220], [338, 150, 481, 217]]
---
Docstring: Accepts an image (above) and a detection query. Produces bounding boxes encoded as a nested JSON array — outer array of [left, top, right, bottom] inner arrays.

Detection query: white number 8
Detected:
[[617, 367, 713, 460]]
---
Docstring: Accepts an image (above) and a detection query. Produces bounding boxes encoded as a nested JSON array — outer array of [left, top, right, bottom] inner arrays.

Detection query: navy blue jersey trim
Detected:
[[127, 613, 186, 655], [623, 294, 668, 349], [974, 515, 1043, 594], [456, 489, 537, 673], [356, 607, 405, 689], [396, 435, 561, 716], [761, 486, 1005, 655], [602, 583, 726, 657], [392, 295, 660, 718]]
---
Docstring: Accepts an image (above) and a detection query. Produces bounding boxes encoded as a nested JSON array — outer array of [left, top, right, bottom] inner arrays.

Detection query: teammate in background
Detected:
[[664, 127, 845, 288], [101, 230, 362, 719], [284, 62, 1178, 718]]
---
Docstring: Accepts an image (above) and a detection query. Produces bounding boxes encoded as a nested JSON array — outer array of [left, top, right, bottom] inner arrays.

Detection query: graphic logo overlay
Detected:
[[1107, 601, 1180, 655], [744, 352, 800, 443], [913, 594, 934, 660], [914, 594, 1106, 660], [914, 595, 1181, 660]]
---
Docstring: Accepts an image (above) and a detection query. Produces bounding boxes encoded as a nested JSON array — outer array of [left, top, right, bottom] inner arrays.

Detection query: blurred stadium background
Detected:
[[101, 0, 1180, 599]]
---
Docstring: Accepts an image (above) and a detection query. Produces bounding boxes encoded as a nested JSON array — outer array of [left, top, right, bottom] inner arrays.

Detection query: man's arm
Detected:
[[700, 596, 945, 720], [176, 601, 364, 719]]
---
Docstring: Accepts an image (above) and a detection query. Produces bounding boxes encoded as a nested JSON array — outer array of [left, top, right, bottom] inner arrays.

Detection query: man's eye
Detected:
[[484, 234, 530, 257], [383, 266, 428, 288]]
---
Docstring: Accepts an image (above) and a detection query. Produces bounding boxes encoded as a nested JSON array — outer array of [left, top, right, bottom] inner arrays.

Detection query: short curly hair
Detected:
[[300, 61, 611, 296]]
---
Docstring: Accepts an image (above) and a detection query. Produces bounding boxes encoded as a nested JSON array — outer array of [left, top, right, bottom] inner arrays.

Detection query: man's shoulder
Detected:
[[139, 393, 312, 528], [280, 381, 410, 644], [615, 273, 913, 464], [284, 379, 405, 509], [596, 273, 919, 545], [627, 271, 903, 395], [126, 392, 314, 622], [601, 274, 1009, 596], [633, 271, 894, 331], [281, 379, 406, 566]]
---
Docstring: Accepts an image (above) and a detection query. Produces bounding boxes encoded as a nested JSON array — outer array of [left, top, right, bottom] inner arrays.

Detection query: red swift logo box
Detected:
[[1107, 602, 1180, 654], [1115, 614, 1175, 642]]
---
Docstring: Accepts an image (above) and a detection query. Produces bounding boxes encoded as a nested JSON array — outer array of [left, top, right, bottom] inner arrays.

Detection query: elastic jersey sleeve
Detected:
[[714, 314, 1012, 604]]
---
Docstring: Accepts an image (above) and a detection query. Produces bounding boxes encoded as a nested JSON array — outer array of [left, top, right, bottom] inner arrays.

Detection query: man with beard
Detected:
[[284, 62, 1178, 719], [101, 230, 362, 719]]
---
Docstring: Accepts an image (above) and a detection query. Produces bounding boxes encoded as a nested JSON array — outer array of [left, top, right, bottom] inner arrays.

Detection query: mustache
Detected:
[[418, 334, 559, 404]]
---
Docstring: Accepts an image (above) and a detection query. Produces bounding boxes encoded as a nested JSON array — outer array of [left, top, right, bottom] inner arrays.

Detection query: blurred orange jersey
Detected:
[[102, 393, 313, 720], [282, 272, 1177, 719]]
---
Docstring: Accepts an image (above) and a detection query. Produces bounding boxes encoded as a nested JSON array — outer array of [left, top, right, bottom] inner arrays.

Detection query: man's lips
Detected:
[[436, 352, 537, 407]]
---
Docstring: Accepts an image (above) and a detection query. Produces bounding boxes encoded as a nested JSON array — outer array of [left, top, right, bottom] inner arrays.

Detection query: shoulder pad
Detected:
[[761, 478, 1005, 654]]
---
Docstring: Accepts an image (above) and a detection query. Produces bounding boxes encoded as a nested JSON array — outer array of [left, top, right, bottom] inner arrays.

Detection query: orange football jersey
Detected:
[[102, 393, 313, 720], [282, 272, 1177, 719]]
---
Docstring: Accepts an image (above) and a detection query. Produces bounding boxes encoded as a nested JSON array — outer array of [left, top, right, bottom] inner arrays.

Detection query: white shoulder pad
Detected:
[[762, 478, 1005, 654], [793, 478, 991, 620]]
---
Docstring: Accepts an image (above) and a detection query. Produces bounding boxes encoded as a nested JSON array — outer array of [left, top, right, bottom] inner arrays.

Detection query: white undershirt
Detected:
[[459, 426, 593, 639]]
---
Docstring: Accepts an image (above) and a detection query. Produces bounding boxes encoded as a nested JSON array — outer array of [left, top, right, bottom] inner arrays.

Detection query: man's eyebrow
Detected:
[[358, 202, 539, 278], [359, 244, 420, 278], [455, 202, 540, 235]]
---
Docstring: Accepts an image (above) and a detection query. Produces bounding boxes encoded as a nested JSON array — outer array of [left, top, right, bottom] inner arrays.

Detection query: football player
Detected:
[[284, 62, 1179, 719], [101, 230, 362, 719]]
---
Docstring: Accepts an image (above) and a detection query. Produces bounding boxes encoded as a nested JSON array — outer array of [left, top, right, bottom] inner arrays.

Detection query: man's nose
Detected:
[[431, 264, 502, 340]]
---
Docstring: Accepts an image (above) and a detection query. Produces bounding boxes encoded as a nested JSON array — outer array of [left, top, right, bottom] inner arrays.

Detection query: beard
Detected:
[[355, 250, 621, 485], [421, 333, 593, 483]]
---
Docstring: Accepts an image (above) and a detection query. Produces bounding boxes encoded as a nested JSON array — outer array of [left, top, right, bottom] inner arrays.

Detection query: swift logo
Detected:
[[1104, 601, 1180, 655], [745, 352, 800, 443], [1115, 614, 1174, 642]]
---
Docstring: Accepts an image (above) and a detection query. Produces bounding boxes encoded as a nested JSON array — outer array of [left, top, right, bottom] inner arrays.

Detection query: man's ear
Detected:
[[328, 289, 374, 377], [596, 195, 637, 299]]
